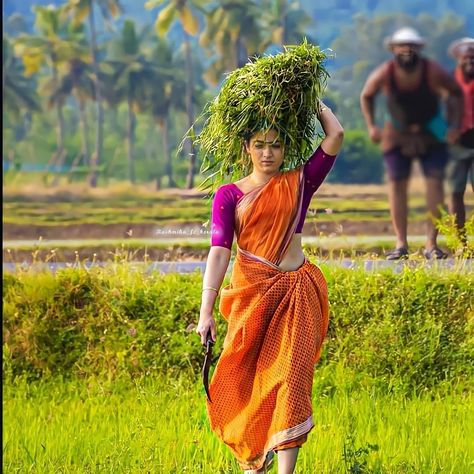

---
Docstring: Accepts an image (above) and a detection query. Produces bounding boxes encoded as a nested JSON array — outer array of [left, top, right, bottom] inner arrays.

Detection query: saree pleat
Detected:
[[206, 169, 330, 470]]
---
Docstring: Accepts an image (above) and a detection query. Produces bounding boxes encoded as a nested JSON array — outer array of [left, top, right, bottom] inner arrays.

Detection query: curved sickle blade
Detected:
[[202, 332, 214, 403]]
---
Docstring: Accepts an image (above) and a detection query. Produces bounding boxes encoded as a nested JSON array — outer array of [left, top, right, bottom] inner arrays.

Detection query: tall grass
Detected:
[[3, 376, 473, 473], [3, 264, 473, 395]]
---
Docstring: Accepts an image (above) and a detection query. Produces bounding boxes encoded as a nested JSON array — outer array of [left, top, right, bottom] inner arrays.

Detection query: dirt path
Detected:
[[3, 219, 430, 241]]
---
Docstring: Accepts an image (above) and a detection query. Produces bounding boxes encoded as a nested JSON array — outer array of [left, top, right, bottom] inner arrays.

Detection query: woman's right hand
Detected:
[[196, 314, 217, 346]]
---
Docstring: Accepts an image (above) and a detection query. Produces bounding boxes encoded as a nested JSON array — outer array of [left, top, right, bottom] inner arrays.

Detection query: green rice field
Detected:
[[3, 376, 474, 473], [2, 193, 442, 226]]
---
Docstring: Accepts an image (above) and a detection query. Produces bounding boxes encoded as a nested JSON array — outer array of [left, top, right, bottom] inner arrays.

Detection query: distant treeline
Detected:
[[3, 1, 470, 187]]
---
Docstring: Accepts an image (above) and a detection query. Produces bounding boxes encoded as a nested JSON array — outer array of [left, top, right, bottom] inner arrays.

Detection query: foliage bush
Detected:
[[328, 129, 384, 184], [3, 264, 473, 395], [321, 266, 474, 395]]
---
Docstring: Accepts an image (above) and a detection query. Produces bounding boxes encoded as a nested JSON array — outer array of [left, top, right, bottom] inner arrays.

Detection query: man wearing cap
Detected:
[[360, 27, 463, 260], [446, 37, 474, 251]]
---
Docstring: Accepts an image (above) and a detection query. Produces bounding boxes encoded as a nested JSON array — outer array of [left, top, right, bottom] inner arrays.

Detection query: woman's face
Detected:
[[244, 129, 284, 175]]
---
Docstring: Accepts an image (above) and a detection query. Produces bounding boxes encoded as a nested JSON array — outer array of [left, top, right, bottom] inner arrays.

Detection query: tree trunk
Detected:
[[127, 98, 136, 184], [78, 96, 90, 167], [55, 102, 66, 161], [159, 116, 175, 188], [155, 175, 162, 191], [144, 119, 154, 162], [109, 107, 120, 132], [281, 0, 287, 44], [48, 63, 66, 185], [52, 63, 65, 160], [88, 3, 104, 188], [183, 32, 196, 190], [235, 34, 247, 69], [51, 92, 67, 185], [68, 96, 90, 183], [234, 36, 239, 70]]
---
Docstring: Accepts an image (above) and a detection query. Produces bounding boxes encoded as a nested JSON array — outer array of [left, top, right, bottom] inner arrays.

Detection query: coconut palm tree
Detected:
[[64, 0, 122, 187], [3, 35, 41, 175], [144, 38, 188, 188], [51, 58, 95, 179], [199, 0, 261, 85], [105, 19, 170, 184], [3, 36, 40, 118], [145, 0, 208, 189], [14, 5, 88, 177], [200, 0, 313, 86], [259, 0, 313, 48]]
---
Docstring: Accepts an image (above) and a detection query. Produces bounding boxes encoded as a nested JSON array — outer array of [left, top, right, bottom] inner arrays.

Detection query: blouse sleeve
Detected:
[[210, 185, 237, 249], [303, 145, 337, 192]]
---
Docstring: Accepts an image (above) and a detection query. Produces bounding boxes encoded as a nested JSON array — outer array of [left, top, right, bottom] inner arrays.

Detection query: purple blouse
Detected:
[[210, 146, 337, 249]]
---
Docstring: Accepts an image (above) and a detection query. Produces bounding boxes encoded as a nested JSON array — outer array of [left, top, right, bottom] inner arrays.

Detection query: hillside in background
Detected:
[[301, 0, 473, 45]]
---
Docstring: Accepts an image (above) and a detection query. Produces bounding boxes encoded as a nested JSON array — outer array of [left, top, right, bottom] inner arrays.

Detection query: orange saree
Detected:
[[207, 169, 329, 471]]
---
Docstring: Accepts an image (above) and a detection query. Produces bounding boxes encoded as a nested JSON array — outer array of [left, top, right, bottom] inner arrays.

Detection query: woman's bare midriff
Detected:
[[278, 233, 306, 272]]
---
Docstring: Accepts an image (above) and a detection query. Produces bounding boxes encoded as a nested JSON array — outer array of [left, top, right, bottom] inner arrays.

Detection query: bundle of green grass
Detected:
[[196, 40, 329, 189]]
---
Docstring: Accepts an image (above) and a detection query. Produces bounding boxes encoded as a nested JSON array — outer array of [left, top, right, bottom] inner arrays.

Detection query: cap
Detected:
[[384, 27, 425, 50], [448, 37, 474, 59]]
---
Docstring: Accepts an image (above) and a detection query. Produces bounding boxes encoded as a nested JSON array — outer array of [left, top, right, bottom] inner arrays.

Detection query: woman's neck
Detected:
[[249, 170, 279, 186]]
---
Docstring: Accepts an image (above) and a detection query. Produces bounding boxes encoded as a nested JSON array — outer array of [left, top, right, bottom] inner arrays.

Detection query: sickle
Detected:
[[202, 332, 214, 403]]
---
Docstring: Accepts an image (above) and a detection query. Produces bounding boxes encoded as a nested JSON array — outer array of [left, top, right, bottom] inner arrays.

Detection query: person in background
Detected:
[[360, 27, 463, 260], [446, 37, 474, 251]]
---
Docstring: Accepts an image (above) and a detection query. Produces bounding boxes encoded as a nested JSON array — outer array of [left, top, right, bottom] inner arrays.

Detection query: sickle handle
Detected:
[[202, 332, 214, 403]]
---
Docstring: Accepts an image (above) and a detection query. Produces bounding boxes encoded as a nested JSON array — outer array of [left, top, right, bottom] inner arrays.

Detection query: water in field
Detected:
[[2, 234, 450, 248], [3, 258, 472, 274], [4, 234, 473, 273]]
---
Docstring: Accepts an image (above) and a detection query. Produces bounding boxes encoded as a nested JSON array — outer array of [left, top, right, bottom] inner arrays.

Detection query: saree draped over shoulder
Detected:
[[207, 169, 329, 471]]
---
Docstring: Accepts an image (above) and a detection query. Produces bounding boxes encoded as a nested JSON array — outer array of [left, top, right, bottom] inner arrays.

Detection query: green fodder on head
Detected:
[[195, 40, 329, 191]]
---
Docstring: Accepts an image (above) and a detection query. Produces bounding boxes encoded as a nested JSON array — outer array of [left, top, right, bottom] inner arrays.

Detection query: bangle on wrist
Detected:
[[202, 286, 219, 294], [319, 103, 330, 116]]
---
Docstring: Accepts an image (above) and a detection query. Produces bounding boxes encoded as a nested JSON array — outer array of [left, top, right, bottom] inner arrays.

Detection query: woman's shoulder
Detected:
[[303, 144, 337, 163], [215, 182, 240, 194], [213, 182, 243, 204]]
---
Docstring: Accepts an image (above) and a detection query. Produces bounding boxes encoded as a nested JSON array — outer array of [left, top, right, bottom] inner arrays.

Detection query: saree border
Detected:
[[237, 247, 282, 270], [241, 415, 314, 470], [234, 173, 281, 235], [267, 415, 314, 451], [275, 167, 305, 265]]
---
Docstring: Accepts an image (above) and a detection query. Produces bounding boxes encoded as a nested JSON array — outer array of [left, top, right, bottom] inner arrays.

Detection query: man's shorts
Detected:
[[383, 144, 448, 181], [446, 145, 474, 194]]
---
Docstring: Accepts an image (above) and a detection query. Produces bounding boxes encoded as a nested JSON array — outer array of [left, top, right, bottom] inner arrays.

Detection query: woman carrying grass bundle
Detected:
[[196, 43, 344, 474]]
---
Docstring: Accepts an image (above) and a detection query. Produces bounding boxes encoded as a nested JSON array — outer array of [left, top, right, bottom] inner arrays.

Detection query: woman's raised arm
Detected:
[[318, 102, 344, 155]]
